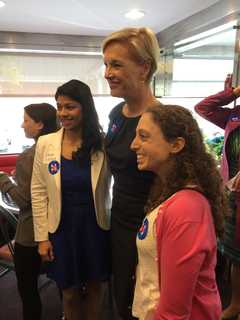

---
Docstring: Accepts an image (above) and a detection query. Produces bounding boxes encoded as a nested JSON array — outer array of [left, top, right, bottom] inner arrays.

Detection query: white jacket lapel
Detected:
[[91, 151, 104, 193]]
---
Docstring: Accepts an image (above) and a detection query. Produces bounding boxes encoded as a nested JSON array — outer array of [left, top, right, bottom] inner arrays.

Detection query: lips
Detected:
[[107, 79, 120, 89], [136, 154, 144, 164], [60, 119, 73, 126]]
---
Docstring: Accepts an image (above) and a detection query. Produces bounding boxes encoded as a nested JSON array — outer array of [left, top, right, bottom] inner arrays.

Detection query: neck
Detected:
[[63, 128, 82, 144], [123, 86, 158, 117]]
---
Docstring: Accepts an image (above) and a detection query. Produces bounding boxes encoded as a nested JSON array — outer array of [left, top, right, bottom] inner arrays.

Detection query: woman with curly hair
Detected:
[[131, 104, 224, 320]]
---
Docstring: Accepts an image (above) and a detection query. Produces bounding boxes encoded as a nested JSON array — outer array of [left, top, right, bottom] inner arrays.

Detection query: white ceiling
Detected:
[[0, 0, 220, 36]]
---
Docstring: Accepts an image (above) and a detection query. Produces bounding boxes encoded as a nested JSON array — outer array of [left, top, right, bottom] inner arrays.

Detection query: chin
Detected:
[[137, 163, 147, 171], [110, 87, 124, 97], [110, 91, 122, 98]]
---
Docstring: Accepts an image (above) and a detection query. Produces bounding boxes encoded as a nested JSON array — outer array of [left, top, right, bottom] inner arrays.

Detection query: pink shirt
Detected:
[[156, 190, 221, 319], [135, 189, 221, 320]]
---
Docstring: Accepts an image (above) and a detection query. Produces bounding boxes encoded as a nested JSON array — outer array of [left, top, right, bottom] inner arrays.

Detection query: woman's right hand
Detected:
[[38, 240, 54, 262]]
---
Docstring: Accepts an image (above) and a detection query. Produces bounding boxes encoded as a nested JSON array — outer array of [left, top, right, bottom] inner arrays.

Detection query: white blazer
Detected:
[[31, 128, 111, 242]]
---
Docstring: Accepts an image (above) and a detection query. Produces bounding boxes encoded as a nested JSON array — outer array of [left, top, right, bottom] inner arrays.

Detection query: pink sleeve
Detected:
[[194, 88, 236, 129], [154, 199, 208, 319]]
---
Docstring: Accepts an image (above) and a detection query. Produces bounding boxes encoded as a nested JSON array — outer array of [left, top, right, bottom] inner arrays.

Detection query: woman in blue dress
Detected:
[[31, 79, 111, 320]]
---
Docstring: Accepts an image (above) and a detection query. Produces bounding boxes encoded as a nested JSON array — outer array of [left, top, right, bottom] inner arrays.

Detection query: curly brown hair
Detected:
[[145, 104, 226, 237]]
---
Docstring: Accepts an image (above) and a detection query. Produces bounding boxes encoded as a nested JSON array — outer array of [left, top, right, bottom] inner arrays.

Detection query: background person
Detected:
[[0, 103, 58, 320], [31, 79, 111, 320], [131, 104, 224, 320], [195, 82, 240, 320], [102, 27, 161, 319]]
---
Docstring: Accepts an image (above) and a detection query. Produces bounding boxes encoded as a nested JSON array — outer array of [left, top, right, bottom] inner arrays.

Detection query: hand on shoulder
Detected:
[[233, 85, 240, 98]]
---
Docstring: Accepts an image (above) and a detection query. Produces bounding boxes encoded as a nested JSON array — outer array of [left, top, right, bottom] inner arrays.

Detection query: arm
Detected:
[[0, 150, 33, 209], [31, 139, 54, 261], [31, 138, 49, 242], [194, 87, 240, 129], [154, 198, 209, 319]]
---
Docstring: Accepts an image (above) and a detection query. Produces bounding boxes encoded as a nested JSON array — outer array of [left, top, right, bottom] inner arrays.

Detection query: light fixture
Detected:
[[0, 1, 5, 8], [174, 20, 237, 47], [0, 48, 102, 56], [125, 9, 145, 20]]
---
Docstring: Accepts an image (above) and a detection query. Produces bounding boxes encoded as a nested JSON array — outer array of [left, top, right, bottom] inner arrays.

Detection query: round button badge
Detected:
[[48, 160, 60, 175]]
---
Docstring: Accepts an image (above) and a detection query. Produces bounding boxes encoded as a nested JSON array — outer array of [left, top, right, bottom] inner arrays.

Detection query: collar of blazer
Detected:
[[43, 128, 104, 192]]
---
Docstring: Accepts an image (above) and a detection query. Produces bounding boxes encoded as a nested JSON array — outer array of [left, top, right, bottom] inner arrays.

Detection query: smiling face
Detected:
[[131, 112, 185, 175], [21, 111, 43, 139], [56, 95, 82, 131], [103, 41, 149, 99]]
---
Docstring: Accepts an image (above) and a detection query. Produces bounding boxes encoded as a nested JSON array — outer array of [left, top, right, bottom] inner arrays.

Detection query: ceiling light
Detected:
[[0, 1, 5, 8], [0, 48, 102, 55], [125, 9, 145, 20]]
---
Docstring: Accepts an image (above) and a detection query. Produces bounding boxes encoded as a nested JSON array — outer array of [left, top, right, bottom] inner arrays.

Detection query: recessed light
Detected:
[[125, 9, 145, 20], [0, 1, 5, 8]]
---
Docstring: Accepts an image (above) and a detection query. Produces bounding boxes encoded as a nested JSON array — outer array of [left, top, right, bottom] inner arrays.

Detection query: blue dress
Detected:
[[47, 156, 110, 289]]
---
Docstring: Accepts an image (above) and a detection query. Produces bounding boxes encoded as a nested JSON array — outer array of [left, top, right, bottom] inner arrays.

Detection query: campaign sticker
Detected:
[[110, 123, 118, 133], [231, 115, 240, 122], [137, 218, 149, 240], [48, 160, 60, 175]]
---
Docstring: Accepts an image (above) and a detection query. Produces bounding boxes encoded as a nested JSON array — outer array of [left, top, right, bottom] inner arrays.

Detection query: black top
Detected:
[[105, 102, 155, 230], [226, 126, 240, 178]]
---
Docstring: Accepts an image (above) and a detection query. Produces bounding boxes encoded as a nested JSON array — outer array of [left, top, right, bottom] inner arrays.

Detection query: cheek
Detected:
[[150, 144, 171, 162]]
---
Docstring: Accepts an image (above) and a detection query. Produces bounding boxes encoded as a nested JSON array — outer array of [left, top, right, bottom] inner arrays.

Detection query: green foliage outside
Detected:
[[205, 135, 224, 164]]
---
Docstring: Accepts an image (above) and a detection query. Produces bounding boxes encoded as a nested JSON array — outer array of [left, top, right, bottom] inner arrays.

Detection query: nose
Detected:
[[130, 135, 138, 151], [104, 65, 113, 80], [57, 107, 67, 117]]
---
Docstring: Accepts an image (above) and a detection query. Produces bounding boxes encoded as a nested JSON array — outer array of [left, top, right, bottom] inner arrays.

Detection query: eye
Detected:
[[139, 132, 148, 141], [66, 105, 78, 111], [112, 62, 122, 68]]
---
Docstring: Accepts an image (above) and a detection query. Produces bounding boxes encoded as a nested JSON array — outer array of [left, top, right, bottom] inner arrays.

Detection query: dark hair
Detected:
[[55, 79, 103, 161], [145, 104, 226, 237], [24, 103, 58, 138]]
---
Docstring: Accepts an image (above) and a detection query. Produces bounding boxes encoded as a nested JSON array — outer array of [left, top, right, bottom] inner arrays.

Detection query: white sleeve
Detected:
[[31, 137, 49, 241]]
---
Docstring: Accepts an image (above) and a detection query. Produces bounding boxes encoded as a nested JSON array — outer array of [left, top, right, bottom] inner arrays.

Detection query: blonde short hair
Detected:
[[102, 27, 160, 82]]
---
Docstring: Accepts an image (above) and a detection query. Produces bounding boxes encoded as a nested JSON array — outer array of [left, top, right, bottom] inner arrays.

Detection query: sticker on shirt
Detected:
[[48, 160, 60, 175], [230, 115, 240, 122], [137, 218, 149, 240], [106, 117, 125, 140]]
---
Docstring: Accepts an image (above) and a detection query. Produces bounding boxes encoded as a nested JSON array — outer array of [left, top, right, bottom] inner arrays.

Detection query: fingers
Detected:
[[48, 246, 55, 261], [38, 241, 54, 262]]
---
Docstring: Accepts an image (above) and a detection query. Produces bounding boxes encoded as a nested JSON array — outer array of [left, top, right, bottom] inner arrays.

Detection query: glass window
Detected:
[[0, 53, 109, 96], [155, 21, 237, 146], [0, 96, 122, 154]]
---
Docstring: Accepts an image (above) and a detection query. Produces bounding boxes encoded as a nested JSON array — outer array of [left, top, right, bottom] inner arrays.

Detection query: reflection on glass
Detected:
[[155, 22, 237, 97]]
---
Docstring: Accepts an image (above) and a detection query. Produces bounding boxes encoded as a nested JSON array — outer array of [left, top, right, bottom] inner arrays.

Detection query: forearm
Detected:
[[194, 88, 236, 128], [0, 173, 31, 209]]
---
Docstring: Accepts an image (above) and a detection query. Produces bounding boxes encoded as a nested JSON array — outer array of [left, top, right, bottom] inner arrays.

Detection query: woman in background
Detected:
[[0, 103, 58, 320], [195, 83, 240, 320], [102, 27, 161, 319], [31, 79, 111, 320], [131, 104, 224, 319]]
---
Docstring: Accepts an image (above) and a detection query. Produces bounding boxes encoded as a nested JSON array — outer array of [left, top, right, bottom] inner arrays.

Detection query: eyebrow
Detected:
[[138, 128, 150, 135], [57, 102, 79, 107], [104, 58, 122, 64]]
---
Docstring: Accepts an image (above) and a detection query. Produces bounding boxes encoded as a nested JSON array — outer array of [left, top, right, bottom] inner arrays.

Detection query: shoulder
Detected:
[[109, 102, 124, 120], [37, 129, 62, 146], [161, 190, 210, 226], [17, 144, 36, 162]]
